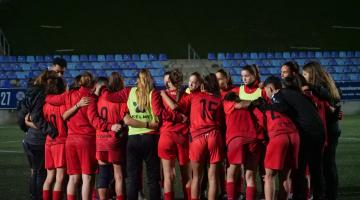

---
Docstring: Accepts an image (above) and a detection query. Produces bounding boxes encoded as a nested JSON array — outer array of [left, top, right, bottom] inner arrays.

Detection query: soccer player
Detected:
[[303, 61, 342, 200], [182, 73, 225, 200], [186, 72, 202, 94], [45, 72, 122, 200], [255, 76, 300, 200], [95, 73, 127, 200], [227, 64, 266, 200], [280, 61, 300, 79], [158, 69, 191, 200], [101, 69, 185, 200]]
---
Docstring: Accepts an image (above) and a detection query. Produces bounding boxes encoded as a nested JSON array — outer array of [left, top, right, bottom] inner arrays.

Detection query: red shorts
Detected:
[[158, 132, 189, 165], [96, 149, 124, 164], [45, 143, 66, 169], [66, 136, 97, 175], [229, 139, 261, 169], [189, 131, 223, 164], [264, 133, 300, 170]]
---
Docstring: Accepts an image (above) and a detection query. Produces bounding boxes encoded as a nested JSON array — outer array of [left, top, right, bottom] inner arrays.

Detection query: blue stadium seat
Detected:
[[266, 52, 275, 59], [242, 53, 250, 59], [328, 59, 337, 66], [122, 69, 137, 77], [355, 51, 360, 57], [123, 54, 131, 61], [135, 62, 146, 69], [349, 74, 358, 81], [71, 55, 79, 62], [258, 52, 266, 59], [62, 55, 71, 62], [259, 67, 270, 75], [80, 55, 88, 62], [245, 59, 256, 65], [132, 54, 140, 61], [26, 56, 35, 62], [323, 51, 331, 58], [92, 62, 102, 69], [105, 54, 115, 62], [269, 67, 278, 74], [153, 76, 163, 86], [124, 78, 136, 86], [103, 62, 112, 69], [239, 60, 247, 66], [298, 52, 307, 58], [307, 51, 315, 58], [152, 61, 163, 69], [111, 62, 119, 69], [230, 60, 239, 67], [150, 68, 165, 76], [115, 54, 123, 61], [343, 66, 351, 73], [250, 52, 258, 59], [208, 53, 216, 60], [234, 53, 242, 60], [20, 79, 28, 88], [339, 51, 346, 58], [217, 53, 225, 60], [256, 61, 264, 66], [35, 56, 44, 62], [44, 55, 53, 62], [331, 51, 339, 58], [346, 51, 355, 57], [283, 52, 291, 59], [274, 52, 283, 59], [150, 54, 159, 61], [88, 55, 97, 62], [20, 63, 30, 71], [128, 62, 137, 68], [159, 54, 167, 61], [232, 76, 242, 84], [344, 59, 354, 65], [222, 60, 231, 68], [140, 54, 149, 61], [315, 51, 322, 58], [97, 55, 106, 62], [67, 62, 76, 70], [226, 53, 234, 60], [342, 74, 350, 81], [326, 66, 335, 73], [334, 66, 343, 73], [17, 56, 26, 62]]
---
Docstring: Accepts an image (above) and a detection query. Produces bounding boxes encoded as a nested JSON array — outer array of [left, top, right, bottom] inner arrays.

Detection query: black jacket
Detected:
[[266, 89, 325, 141], [17, 84, 57, 145]]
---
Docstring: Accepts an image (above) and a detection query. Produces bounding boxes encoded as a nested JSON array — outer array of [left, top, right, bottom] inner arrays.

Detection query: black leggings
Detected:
[[292, 136, 325, 200], [126, 134, 161, 200], [323, 133, 339, 200], [23, 141, 46, 200]]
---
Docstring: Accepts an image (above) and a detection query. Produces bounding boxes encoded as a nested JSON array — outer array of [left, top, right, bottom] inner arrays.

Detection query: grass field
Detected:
[[0, 115, 359, 199]]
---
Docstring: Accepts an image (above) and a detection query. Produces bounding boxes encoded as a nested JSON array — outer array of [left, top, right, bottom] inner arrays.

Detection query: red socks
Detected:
[[116, 195, 124, 200], [42, 190, 51, 200], [67, 194, 76, 200], [226, 182, 235, 200], [246, 186, 257, 200], [52, 191, 62, 200], [186, 187, 191, 200], [164, 192, 174, 200]]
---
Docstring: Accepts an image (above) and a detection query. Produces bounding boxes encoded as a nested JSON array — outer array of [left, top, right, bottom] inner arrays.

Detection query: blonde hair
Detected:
[[303, 61, 340, 101], [136, 69, 154, 111]]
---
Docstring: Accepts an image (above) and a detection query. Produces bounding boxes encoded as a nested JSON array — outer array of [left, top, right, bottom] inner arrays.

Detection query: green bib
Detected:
[[127, 87, 155, 135], [239, 85, 262, 101]]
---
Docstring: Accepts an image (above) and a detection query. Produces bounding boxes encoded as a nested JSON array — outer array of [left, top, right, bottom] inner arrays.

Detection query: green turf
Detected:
[[0, 115, 359, 199]]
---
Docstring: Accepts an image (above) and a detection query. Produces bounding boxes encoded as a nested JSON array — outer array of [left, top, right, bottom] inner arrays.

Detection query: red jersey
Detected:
[[254, 108, 298, 139], [160, 89, 189, 135], [96, 94, 128, 151], [181, 92, 224, 138], [45, 87, 114, 137], [220, 85, 239, 100], [304, 90, 329, 144], [43, 103, 67, 145], [102, 87, 184, 131]]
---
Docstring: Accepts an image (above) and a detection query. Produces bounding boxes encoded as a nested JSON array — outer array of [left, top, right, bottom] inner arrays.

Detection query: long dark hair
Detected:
[[45, 77, 66, 95], [108, 72, 124, 92], [203, 73, 220, 97], [169, 68, 184, 101], [216, 68, 233, 86], [282, 61, 300, 75], [242, 64, 260, 83]]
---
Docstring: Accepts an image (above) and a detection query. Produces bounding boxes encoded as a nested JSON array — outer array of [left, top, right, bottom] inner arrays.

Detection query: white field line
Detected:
[[0, 150, 23, 153]]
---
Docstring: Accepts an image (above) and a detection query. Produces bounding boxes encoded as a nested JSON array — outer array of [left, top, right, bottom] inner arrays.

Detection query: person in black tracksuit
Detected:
[[18, 58, 66, 200], [303, 61, 342, 200], [256, 77, 326, 200]]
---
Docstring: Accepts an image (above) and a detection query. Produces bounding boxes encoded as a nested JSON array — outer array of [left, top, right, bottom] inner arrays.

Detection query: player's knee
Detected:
[[97, 165, 113, 189], [69, 175, 80, 186]]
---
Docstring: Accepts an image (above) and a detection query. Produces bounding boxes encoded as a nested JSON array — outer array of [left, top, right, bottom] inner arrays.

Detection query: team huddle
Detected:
[[18, 58, 342, 200]]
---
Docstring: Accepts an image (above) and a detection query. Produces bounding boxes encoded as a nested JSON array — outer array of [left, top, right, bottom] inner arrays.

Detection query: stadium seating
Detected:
[[208, 51, 360, 83], [0, 53, 168, 88]]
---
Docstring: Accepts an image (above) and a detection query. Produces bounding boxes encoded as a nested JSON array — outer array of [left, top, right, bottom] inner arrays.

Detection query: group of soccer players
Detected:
[[19, 57, 342, 200]]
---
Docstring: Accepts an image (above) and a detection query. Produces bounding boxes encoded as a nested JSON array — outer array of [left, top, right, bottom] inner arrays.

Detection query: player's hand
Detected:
[[111, 124, 122, 132], [224, 92, 238, 102], [338, 110, 344, 120], [77, 97, 91, 107], [180, 113, 188, 123], [160, 90, 166, 96], [149, 121, 159, 129]]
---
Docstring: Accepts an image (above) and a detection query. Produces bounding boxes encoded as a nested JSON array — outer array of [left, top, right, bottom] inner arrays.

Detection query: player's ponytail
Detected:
[[108, 72, 124, 92], [45, 77, 66, 95], [80, 71, 95, 88], [203, 73, 220, 97], [169, 68, 184, 101], [136, 69, 154, 112]]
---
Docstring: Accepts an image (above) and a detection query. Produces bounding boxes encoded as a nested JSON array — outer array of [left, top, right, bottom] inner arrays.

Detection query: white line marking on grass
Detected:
[[0, 150, 23, 153], [0, 140, 19, 143], [340, 137, 360, 141]]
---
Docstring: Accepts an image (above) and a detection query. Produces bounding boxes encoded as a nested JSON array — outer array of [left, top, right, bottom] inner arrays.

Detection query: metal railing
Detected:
[[0, 28, 10, 55]]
